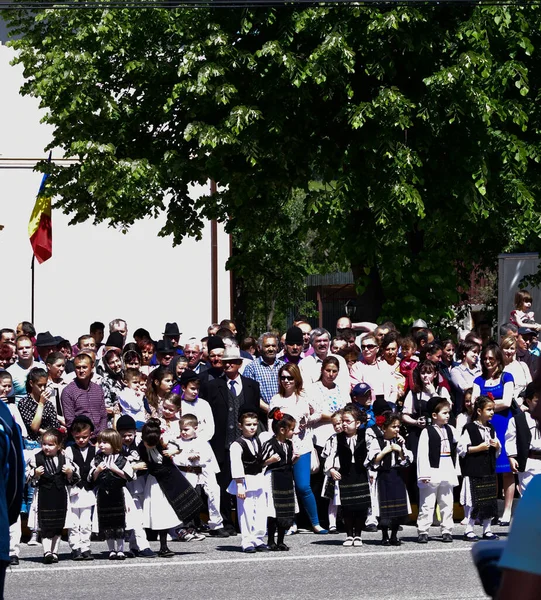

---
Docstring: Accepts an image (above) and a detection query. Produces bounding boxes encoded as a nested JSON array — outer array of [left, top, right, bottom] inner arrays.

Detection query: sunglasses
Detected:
[[280, 376, 294, 381], [361, 344, 377, 350]]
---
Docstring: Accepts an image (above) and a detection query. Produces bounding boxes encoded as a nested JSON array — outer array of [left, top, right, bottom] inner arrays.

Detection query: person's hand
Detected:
[[163, 447, 179, 457], [292, 452, 300, 462], [62, 464, 73, 476], [96, 462, 107, 473], [34, 466, 45, 478], [237, 490, 246, 500], [490, 438, 500, 449], [330, 468, 341, 481], [39, 388, 51, 405], [267, 453, 281, 464], [390, 443, 402, 453], [425, 383, 436, 396], [478, 441, 490, 451], [397, 434, 406, 445], [509, 457, 519, 474], [520, 404, 529, 412], [188, 453, 200, 462], [132, 462, 147, 471], [417, 417, 426, 428]]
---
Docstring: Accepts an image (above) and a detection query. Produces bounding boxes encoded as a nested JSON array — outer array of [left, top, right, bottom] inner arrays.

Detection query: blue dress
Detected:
[[474, 372, 514, 473]]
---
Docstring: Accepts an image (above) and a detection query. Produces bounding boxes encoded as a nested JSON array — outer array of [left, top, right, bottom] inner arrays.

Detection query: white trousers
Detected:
[[237, 489, 267, 550], [204, 477, 224, 530], [366, 476, 378, 527], [519, 460, 541, 496], [128, 495, 150, 551], [69, 507, 93, 552], [417, 483, 454, 535], [9, 517, 21, 557]]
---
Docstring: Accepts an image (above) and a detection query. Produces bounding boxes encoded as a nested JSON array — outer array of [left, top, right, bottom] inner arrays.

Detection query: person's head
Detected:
[[222, 347, 243, 380], [149, 366, 174, 398], [162, 393, 182, 420], [16, 321, 36, 338], [116, 414, 137, 446], [430, 398, 451, 426], [162, 322, 181, 348], [380, 331, 400, 364], [41, 428, 64, 456], [499, 322, 518, 341], [57, 339, 72, 360], [480, 344, 504, 379], [16, 335, 34, 364], [179, 413, 198, 440], [258, 333, 278, 364], [97, 428, 122, 455], [207, 336, 225, 371], [133, 328, 151, 346], [141, 340, 155, 366], [0, 372, 13, 398], [400, 336, 416, 359], [330, 410, 343, 433], [207, 323, 220, 337], [500, 335, 517, 364], [351, 382, 372, 408], [310, 328, 331, 358], [319, 356, 340, 387], [413, 360, 437, 393], [284, 326, 304, 359], [360, 333, 378, 364], [344, 350, 358, 372], [240, 336, 258, 357], [330, 336, 347, 355], [0, 328, 16, 344], [336, 316, 352, 334], [89, 321, 105, 346], [524, 382, 540, 413], [297, 322, 312, 351], [238, 411, 259, 438], [269, 407, 296, 440], [183, 339, 202, 369], [109, 319, 128, 340], [278, 363, 303, 396], [517, 327, 537, 352], [141, 418, 162, 448], [26, 367, 48, 398], [219, 319, 237, 337], [382, 413, 402, 440], [413, 330, 429, 352], [374, 326, 390, 346], [122, 349, 141, 370], [457, 339, 481, 366], [179, 369, 200, 401], [515, 289, 533, 311], [420, 342, 443, 364], [73, 353, 94, 383], [340, 328, 357, 350], [441, 339, 455, 364], [0, 342, 14, 369], [78, 335, 96, 352], [70, 416, 94, 448], [155, 340, 175, 367], [45, 351, 65, 381], [124, 367, 142, 391], [463, 388, 473, 415], [341, 405, 362, 437], [473, 395, 495, 424], [104, 348, 123, 377]]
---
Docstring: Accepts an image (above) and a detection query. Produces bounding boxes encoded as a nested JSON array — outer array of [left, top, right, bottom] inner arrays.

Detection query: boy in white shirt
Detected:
[[117, 368, 147, 429], [179, 370, 215, 442]]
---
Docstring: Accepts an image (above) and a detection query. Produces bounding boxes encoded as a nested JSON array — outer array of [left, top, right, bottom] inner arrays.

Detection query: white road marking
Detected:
[[8, 546, 473, 574]]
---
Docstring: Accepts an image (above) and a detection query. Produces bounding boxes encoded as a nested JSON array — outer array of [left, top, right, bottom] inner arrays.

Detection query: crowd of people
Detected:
[[1, 290, 540, 565]]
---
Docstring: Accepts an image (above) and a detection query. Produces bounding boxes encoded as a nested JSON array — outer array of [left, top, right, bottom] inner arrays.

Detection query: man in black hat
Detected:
[[35, 331, 59, 362], [517, 327, 540, 378], [281, 326, 304, 365], [163, 322, 183, 350], [198, 336, 225, 399], [155, 340, 175, 368]]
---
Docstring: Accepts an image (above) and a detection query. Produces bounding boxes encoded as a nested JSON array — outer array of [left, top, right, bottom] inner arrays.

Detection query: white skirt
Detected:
[[142, 475, 182, 530]]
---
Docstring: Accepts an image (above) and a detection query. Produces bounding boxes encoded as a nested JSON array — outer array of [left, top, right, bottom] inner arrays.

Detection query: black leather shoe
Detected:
[[442, 533, 453, 543], [243, 547, 256, 553], [209, 528, 230, 538], [71, 549, 83, 561], [389, 538, 402, 546], [9, 556, 19, 566], [417, 534, 429, 544], [255, 545, 271, 552]]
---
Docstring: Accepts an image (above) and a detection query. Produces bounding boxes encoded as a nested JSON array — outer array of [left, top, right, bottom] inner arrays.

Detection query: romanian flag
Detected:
[[28, 153, 52, 264]]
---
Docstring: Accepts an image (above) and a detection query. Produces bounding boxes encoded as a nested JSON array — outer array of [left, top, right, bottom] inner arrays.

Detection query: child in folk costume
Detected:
[[228, 411, 268, 552], [326, 405, 371, 546], [505, 382, 541, 496], [321, 410, 343, 533], [174, 413, 223, 540], [416, 398, 459, 543], [64, 416, 96, 561], [263, 408, 297, 551], [138, 418, 202, 557], [116, 415, 157, 558], [26, 428, 79, 564], [160, 393, 182, 443], [90, 428, 138, 560], [458, 395, 501, 541], [366, 412, 413, 546]]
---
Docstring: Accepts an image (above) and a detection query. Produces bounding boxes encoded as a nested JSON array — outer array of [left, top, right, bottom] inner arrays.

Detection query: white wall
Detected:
[[0, 35, 231, 344]]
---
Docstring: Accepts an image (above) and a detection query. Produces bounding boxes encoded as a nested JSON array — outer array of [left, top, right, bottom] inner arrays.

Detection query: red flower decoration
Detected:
[[376, 415, 386, 427], [274, 410, 284, 421], [486, 392, 494, 401]]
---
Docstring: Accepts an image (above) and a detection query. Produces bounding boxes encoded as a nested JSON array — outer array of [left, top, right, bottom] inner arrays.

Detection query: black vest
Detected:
[[427, 425, 457, 469], [336, 430, 368, 476], [236, 437, 263, 475], [264, 437, 293, 472], [71, 445, 96, 490], [514, 412, 533, 472], [35, 451, 67, 490], [461, 422, 496, 478]]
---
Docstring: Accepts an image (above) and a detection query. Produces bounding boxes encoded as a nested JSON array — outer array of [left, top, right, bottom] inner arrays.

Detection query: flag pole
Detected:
[[31, 254, 35, 324]]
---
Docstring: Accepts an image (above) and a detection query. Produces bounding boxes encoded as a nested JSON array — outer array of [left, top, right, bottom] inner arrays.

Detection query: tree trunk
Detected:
[[350, 264, 385, 323]]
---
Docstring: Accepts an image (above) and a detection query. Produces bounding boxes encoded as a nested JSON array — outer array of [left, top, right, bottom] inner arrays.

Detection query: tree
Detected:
[[7, 4, 541, 330]]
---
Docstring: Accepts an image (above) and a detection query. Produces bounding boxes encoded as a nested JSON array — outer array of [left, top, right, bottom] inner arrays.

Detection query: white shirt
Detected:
[[180, 397, 215, 442], [299, 353, 350, 392]]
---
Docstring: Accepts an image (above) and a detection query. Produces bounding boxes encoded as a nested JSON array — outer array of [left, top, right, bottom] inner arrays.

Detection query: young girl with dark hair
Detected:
[[145, 367, 174, 418], [263, 408, 297, 551]]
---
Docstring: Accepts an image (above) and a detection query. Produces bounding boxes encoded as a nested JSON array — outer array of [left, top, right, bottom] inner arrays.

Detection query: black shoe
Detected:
[[268, 543, 278, 551], [52, 554, 59, 563], [483, 532, 500, 540], [225, 525, 238, 536], [139, 548, 157, 558], [43, 552, 54, 565], [390, 538, 402, 546], [381, 539, 390, 547], [209, 528, 230, 538], [9, 556, 19, 566], [243, 547, 256, 554], [255, 544, 271, 552], [442, 533, 453, 543], [463, 533, 479, 542], [363, 524, 378, 533], [276, 543, 289, 551], [158, 548, 175, 558], [82, 551, 94, 561], [497, 520, 510, 527], [417, 533, 429, 544], [108, 551, 118, 560], [124, 550, 136, 558], [71, 549, 83, 561]]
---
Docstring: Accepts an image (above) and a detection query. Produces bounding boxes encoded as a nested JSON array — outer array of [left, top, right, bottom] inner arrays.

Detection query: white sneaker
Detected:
[[27, 532, 40, 546], [343, 537, 354, 547], [353, 537, 363, 547]]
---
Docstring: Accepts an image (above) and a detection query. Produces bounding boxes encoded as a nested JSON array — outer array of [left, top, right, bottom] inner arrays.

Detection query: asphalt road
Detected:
[[5, 523, 499, 600]]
